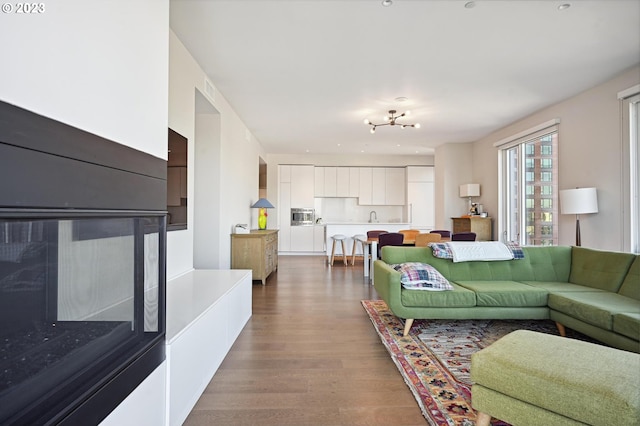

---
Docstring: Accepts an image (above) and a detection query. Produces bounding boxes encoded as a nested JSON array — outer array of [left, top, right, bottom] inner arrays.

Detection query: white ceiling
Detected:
[[170, 0, 640, 156]]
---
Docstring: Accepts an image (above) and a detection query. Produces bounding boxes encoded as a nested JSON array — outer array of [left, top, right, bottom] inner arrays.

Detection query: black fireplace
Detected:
[[0, 101, 167, 425]]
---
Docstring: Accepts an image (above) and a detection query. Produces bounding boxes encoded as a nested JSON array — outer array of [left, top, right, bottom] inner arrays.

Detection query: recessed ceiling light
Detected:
[[558, 3, 571, 10], [395, 96, 408, 102], [381, 0, 392, 7], [464, 1, 476, 9]]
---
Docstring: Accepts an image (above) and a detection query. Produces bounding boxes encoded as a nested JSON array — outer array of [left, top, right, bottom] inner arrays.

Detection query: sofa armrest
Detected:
[[373, 260, 403, 310]]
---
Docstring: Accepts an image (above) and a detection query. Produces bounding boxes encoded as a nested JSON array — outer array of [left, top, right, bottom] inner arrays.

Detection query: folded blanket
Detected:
[[446, 241, 514, 262]]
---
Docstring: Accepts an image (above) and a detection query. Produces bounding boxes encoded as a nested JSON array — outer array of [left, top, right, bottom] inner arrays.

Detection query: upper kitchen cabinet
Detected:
[[336, 167, 350, 197], [358, 167, 405, 206], [348, 168, 359, 197], [385, 168, 405, 205], [290, 165, 315, 207], [280, 164, 291, 183], [315, 166, 355, 198], [358, 167, 373, 204]]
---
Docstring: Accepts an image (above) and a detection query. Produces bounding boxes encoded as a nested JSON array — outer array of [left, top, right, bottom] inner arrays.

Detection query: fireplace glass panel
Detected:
[[0, 214, 164, 424]]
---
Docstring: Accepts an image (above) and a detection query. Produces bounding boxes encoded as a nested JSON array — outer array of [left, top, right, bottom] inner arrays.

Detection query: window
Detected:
[[496, 120, 559, 246]]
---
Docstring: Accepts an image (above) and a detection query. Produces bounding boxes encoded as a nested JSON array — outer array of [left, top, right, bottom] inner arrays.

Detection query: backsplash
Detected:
[[314, 197, 404, 223]]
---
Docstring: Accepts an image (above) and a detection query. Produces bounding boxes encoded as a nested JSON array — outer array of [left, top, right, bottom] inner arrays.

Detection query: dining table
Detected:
[[364, 235, 450, 283]]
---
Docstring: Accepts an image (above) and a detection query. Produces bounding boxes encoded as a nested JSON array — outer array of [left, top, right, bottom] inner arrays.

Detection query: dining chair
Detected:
[[366, 230, 388, 239], [377, 232, 405, 258], [399, 229, 420, 243], [451, 232, 477, 241], [430, 230, 451, 238], [414, 232, 442, 247]]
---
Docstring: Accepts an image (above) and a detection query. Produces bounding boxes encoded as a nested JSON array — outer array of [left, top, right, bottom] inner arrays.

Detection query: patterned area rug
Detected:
[[362, 299, 578, 426]]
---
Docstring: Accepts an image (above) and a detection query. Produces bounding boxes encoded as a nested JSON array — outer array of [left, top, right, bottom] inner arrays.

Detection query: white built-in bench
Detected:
[[100, 269, 252, 426]]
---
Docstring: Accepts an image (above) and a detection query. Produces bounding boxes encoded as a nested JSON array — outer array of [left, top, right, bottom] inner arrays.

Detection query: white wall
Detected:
[[434, 143, 475, 231], [0, 0, 168, 159], [470, 66, 640, 251], [168, 30, 266, 278]]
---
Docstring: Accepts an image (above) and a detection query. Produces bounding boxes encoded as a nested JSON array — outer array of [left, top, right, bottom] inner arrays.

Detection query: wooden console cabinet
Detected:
[[231, 230, 278, 285], [452, 217, 493, 241]]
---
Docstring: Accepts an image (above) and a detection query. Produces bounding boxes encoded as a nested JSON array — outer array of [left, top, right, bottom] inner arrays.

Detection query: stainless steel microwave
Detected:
[[291, 208, 314, 226]]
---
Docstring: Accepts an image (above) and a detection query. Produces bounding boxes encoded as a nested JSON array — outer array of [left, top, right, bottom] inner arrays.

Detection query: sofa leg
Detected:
[[555, 321, 567, 337], [476, 412, 492, 426], [403, 319, 414, 336]]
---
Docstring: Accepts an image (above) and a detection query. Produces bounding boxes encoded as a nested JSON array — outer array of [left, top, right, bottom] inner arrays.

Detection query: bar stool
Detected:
[[351, 234, 367, 265], [330, 234, 348, 266]]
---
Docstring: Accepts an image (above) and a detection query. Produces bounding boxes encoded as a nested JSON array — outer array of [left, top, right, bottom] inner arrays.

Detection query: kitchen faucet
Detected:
[[369, 210, 378, 223]]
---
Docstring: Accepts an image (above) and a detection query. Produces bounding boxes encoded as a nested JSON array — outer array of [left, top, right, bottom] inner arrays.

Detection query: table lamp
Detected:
[[459, 184, 480, 214], [251, 198, 274, 230], [559, 187, 598, 246]]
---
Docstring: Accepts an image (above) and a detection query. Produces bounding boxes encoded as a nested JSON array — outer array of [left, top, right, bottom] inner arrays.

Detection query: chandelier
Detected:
[[363, 110, 421, 134]]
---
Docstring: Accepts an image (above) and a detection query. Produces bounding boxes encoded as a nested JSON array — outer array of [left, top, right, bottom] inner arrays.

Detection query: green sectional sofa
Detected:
[[373, 245, 640, 353]]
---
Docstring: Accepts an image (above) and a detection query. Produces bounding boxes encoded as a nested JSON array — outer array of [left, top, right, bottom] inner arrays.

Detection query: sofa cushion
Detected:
[[455, 281, 548, 307], [391, 262, 453, 291], [569, 247, 636, 292], [613, 313, 640, 341], [401, 283, 476, 308], [548, 292, 640, 330], [521, 281, 606, 293], [618, 257, 640, 301], [524, 246, 572, 282]]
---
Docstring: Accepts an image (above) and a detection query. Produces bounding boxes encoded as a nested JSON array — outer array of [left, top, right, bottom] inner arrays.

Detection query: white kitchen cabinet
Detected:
[[313, 225, 325, 252], [278, 180, 291, 251], [385, 168, 405, 205], [407, 165, 434, 182], [314, 167, 324, 196], [291, 165, 314, 207], [279, 165, 291, 183], [336, 167, 350, 197], [348, 168, 359, 197], [358, 167, 372, 205], [323, 167, 337, 197], [371, 168, 386, 205], [290, 226, 315, 252], [358, 167, 405, 206], [406, 166, 435, 229]]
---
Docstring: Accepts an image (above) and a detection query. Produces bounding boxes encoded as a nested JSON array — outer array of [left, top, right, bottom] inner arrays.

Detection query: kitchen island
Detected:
[[323, 222, 413, 278]]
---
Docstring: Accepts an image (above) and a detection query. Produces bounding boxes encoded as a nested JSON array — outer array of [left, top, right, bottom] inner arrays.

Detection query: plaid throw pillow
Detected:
[[428, 242, 453, 259], [391, 262, 453, 291], [505, 242, 525, 259]]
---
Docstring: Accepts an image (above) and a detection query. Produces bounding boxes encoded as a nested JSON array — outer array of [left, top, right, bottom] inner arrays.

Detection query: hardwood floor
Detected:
[[184, 255, 427, 426]]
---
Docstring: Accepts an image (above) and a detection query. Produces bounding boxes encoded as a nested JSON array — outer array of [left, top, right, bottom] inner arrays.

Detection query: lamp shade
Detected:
[[251, 198, 274, 209], [560, 188, 598, 215], [459, 184, 480, 198]]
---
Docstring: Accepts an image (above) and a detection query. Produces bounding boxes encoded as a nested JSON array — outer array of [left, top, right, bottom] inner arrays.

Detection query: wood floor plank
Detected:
[[183, 255, 427, 426]]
